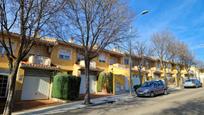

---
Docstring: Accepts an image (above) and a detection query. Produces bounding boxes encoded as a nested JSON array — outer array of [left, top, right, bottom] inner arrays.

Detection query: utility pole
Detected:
[[129, 41, 133, 95], [128, 10, 149, 96], [129, 26, 133, 96]]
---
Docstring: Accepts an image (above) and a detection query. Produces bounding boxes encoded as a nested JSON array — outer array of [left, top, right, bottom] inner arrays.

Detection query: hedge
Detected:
[[107, 72, 113, 93], [52, 73, 81, 100], [97, 72, 113, 93]]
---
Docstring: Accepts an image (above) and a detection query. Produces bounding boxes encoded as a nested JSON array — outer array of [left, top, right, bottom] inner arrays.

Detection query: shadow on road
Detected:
[[57, 97, 149, 115], [158, 97, 204, 115]]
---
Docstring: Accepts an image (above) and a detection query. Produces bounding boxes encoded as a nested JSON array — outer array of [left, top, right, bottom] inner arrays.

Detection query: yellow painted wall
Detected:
[[51, 45, 77, 71], [0, 37, 20, 69], [27, 44, 50, 57]]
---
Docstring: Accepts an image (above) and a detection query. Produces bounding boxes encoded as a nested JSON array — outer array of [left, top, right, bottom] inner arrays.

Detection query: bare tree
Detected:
[[195, 59, 204, 69], [133, 40, 147, 85], [177, 43, 195, 78], [169, 40, 195, 86], [49, 0, 133, 104], [0, 0, 63, 114], [151, 31, 176, 86]]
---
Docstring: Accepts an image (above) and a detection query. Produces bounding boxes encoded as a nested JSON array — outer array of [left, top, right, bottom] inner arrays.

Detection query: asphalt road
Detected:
[[56, 87, 204, 115]]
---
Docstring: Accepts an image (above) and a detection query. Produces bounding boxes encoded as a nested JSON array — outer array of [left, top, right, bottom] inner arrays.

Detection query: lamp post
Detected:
[[129, 10, 149, 96]]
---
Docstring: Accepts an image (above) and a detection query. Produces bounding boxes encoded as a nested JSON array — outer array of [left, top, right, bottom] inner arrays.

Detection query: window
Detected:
[[58, 49, 71, 60], [77, 53, 84, 62], [168, 64, 172, 69], [124, 58, 129, 65], [156, 63, 160, 69], [176, 65, 180, 70], [0, 46, 5, 55], [110, 57, 117, 65], [0, 75, 8, 98], [99, 54, 106, 63], [145, 61, 150, 69]]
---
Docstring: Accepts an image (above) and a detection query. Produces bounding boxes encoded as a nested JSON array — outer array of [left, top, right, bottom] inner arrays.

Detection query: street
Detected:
[[55, 88, 204, 115]]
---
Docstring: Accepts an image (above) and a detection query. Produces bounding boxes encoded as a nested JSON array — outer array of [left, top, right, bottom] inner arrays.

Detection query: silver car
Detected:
[[184, 79, 202, 88], [136, 80, 168, 97]]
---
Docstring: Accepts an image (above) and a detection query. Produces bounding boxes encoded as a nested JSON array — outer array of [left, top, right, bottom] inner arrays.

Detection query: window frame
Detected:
[[124, 58, 129, 65], [58, 49, 71, 60], [0, 74, 8, 98], [98, 54, 106, 63], [109, 56, 117, 65], [0, 45, 5, 56]]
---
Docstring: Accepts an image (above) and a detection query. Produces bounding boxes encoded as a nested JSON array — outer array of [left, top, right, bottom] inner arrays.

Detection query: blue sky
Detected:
[[129, 0, 204, 61]]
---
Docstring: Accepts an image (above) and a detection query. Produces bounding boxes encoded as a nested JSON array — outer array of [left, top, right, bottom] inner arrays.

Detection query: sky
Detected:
[[129, 0, 204, 61]]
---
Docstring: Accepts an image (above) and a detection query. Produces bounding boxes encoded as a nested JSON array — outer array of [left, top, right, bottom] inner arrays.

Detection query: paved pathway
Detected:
[[14, 88, 182, 115]]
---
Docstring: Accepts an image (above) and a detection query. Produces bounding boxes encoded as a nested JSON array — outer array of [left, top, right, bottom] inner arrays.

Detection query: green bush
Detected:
[[97, 72, 105, 92], [97, 72, 113, 93], [52, 73, 81, 100], [106, 72, 113, 93], [133, 84, 141, 93]]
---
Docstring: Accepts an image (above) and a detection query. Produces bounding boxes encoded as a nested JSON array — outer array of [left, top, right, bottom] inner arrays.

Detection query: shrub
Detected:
[[106, 72, 113, 93], [52, 73, 81, 100], [133, 84, 141, 93], [97, 72, 105, 92], [97, 72, 113, 93]]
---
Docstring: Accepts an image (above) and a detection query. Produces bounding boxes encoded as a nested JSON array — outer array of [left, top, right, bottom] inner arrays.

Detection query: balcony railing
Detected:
[[28, 55, 51, 66], [79, 60, 96, 68], [133, 66, 146, 71], [111, 63, 129, 69]]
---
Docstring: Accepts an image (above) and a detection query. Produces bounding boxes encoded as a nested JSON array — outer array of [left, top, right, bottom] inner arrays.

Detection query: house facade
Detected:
[[0, 33, 201, 101]]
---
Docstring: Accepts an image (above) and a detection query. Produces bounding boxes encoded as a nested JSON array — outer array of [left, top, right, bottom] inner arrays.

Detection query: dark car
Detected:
[[136, 80, 168, 97]]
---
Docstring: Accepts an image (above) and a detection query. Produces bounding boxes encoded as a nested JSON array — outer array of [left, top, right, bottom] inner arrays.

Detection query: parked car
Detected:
[[184, 79, 202, 88], [136, 80, 168, 97]]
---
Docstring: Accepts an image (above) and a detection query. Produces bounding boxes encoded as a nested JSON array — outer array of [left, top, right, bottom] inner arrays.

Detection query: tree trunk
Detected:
[[177, 72, 181, 87], [3, 60, 20, 115], [138, 67, 142, 85], [84, 57, 91, 105], [161, 62, 168, 87], [163, 65, 168, 87]]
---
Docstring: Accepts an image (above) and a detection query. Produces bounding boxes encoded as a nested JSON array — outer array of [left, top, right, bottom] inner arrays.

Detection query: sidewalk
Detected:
[[14, 88, 182, 115], [14, 93, 132, 115]]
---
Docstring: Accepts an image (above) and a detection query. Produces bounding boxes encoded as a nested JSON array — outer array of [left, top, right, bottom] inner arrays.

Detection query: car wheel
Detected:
[[150, 92, 155, 97], [164, 89, 168, 95]]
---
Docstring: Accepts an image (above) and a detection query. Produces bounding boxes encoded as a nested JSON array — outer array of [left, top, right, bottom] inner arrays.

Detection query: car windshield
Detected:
[[185, 80, 192, 82], [142, 82, 153, 87], [185, 79, 195, 82]]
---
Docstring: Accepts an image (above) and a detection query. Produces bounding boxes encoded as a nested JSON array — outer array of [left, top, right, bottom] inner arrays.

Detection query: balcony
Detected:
[[111, 63, 129, 69], [151, 67, 162, 73], [133, 66, 146, 72], [28, 55, 51, 66], [79, 60, 96, 69]]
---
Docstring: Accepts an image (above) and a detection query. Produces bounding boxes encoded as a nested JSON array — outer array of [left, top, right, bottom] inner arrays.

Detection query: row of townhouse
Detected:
[[0, 33, 202, 101]]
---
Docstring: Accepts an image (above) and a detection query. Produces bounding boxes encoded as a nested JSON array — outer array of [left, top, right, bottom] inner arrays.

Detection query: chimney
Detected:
[[112, 46, 120, 53], [69, 37, 74, 43]]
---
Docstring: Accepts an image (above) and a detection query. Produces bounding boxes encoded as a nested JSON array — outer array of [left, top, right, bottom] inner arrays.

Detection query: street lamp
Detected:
[[140, 10, 149, 15], [129, 10, 149, 96]]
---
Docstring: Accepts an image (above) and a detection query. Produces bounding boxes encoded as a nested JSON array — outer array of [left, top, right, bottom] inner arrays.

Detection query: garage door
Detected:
[[80, 75, 97, 94], [21, 76, 50, 100]]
